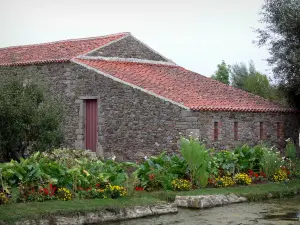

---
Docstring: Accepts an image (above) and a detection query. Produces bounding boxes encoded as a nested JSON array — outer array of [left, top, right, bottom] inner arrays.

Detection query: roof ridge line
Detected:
[[71, 59, 189, 110], [128, 34, 175, 64], [0, 32, 130, 50], [76, 55, 177, 66]]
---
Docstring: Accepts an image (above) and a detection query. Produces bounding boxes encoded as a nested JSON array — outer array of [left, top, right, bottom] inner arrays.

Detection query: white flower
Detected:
[[112, 156, 116, 161], [144, 156, 148, 160]]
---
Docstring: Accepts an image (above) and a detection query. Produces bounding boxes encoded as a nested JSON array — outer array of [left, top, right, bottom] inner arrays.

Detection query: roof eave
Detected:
[[189, 106, 299, 113]]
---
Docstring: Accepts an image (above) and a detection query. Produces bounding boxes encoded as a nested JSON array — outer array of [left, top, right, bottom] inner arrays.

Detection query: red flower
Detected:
[[149, 174, 155, 181], [43, 188, 49, 195], [260, 171, 266, 178], [96, 183, 100, 187], [135, 186, 144, 191]]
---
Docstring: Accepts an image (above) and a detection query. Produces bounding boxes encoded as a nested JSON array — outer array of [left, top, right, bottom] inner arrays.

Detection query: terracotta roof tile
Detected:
[[75, 59, 296, 113], [0, 33, 127, 66]]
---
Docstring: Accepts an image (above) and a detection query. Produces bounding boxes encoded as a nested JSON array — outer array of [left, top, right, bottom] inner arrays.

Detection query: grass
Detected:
[[135, 179, 300, 202], [0, 179, 300, 224], [0, 196, 162, 224]]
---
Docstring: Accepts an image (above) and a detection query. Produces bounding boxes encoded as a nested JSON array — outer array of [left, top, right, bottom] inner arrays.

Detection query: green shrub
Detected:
[[259, 146, 281, 179], [136, 152, 188, 191], [213, 150, 238, 176], [234, 144, 263, 172], [285, 138, 297, 162], [180, 137, 210, 188], [40, 148, 100, 166], [0, 76, 64, 161]]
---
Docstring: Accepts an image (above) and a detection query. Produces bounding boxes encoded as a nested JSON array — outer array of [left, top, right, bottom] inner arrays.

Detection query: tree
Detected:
[[0, 76, 64, 161], [211, 60, 230, 85], [231, 60, 256, 89], [243, 72, 272, 99], [230, 60, 281, 101], [256, 0, 300, 108]]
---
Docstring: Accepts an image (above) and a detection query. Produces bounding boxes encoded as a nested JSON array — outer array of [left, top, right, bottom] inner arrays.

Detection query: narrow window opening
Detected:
[[260, 122, 264, 140], [234, 122, 238, 140], [276, 122, 280, 139], [214, 122, 219, 141], [277, 122, 284, 139]]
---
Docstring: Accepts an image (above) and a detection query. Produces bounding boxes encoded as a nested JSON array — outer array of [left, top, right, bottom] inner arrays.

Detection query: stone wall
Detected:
[[87, 36, 167, 61], [179, 110, 300, 151], [0, 63, 299, 161], [0, 62, 187, 160]]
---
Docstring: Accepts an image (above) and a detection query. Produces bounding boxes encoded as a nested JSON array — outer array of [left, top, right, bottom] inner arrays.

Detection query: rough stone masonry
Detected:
[[0, 62, 299, 161]]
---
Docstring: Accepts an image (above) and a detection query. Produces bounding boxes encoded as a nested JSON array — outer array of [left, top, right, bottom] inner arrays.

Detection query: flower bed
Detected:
[[0, 138, 299, 205]]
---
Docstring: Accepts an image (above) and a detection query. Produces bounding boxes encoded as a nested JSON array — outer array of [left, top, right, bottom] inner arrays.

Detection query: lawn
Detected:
[[0, 196, 163, 224], [0, 179, 299, 224], [143, 179, 300, 202]]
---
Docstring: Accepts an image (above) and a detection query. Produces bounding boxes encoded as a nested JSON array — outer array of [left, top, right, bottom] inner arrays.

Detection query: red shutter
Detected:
[[85, 99, 98, 152]]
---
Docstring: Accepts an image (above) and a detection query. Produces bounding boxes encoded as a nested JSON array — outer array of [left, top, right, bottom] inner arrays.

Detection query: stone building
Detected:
[[0, 32, 299, 160]]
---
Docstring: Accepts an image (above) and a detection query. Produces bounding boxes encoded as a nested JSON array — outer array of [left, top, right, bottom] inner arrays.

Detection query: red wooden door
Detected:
[[85, 99, 98, 152]]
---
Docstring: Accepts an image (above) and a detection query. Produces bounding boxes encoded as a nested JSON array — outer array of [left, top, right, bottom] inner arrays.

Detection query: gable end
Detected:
[[86, 36, 168, 62]]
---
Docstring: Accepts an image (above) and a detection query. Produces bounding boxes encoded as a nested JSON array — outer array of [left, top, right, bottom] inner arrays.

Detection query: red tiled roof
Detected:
[[0, 33, 127, 66], [75, 59, 295, 113]]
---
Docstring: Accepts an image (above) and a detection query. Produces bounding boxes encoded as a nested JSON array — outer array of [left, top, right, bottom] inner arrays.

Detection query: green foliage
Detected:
[[230, 60, 279, 101], [136, 152, 188, 191], [260, 147, 281, 179], [211, 60, 230, 85], [0, 148, 136, 203], [180, 137, 210, 187], [230, 61, 253, 89], [244, 72, 272, 99], [256, 0, 300, 108], [213, 150, 238, 176], [40, 148, 101, 165], [285, 139, 296, 162], [0, 76, 64, 161]]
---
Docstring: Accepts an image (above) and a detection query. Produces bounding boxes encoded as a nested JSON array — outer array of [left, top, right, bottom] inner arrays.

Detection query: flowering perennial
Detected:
[[0, 192, 8, 205], [57, 188, 72, 201], [171, 179, 192, 191], [272, 169, 288, 182], [215, 176, 235, 187], [234, 173, 252, 185]]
